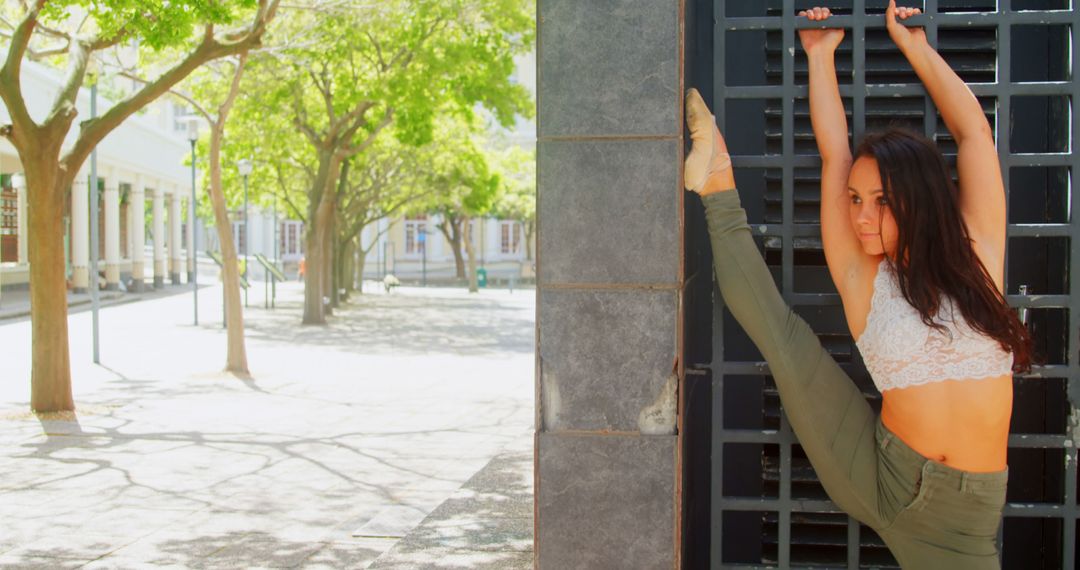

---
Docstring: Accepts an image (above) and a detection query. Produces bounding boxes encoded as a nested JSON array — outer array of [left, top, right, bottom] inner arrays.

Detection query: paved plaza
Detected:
[[0, 281, 535, 569]]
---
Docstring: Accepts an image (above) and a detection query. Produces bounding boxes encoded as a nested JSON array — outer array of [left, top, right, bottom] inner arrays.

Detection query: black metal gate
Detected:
[[683, 0, 1079, 567]]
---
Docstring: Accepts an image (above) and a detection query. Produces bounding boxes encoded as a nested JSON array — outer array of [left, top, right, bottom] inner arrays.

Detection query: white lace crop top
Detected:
[[854, 259, 1014, 392]]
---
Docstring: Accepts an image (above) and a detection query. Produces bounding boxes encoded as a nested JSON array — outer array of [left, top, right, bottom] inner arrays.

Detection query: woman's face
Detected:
[[848, 156, 899, 257]]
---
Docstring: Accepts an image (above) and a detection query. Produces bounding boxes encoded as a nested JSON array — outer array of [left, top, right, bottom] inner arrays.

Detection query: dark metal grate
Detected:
[[709, 0, 1079, 567]]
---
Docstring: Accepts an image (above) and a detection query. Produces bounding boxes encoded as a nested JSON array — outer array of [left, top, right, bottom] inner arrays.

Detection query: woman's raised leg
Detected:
[[687, 89, 883, 527]]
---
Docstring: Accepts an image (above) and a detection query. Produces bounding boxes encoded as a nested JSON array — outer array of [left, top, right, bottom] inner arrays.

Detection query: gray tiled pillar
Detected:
[[536, 1, 684, 568]]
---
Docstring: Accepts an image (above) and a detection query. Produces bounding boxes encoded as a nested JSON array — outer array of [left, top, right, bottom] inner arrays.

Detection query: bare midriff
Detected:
[[879, 373, 1013, 473]]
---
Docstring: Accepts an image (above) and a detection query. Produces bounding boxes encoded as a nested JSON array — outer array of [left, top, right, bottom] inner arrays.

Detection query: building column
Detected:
[[16, 176, 28, 265], [152, 186, 166, 288], [536, 2, 682, 568], [103, 175, 121, 290], [185, 194, 195, 282], [169, 188, 182, 284], [130, 178, 146, 292], [71, 168, 90, 293]]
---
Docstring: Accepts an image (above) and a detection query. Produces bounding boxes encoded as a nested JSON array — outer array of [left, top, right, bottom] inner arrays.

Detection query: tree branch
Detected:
[[59, 0, 281, 184], [215, 52, 249, 127], [0, 1, 45, 140], [274, 162, 308, 222], [337, 107, 392, 158], [43, 39, 92, 133]]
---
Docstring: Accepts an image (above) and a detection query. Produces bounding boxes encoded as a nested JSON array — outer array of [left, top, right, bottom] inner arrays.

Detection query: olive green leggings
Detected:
[[703, 190, 1008, 569]]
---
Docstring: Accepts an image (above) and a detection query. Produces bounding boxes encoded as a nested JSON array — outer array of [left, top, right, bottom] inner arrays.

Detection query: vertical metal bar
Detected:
[[1065, 6, 1080, 569], [847, 518, 860, 569], [714, 0, 727, 133], [923, 0, 939, 139], [780, 2, 795, 568], [996, 0, 1011, 308], [853, 0, 867, 143], [782, 0, 795, 300], [1062, 24, 1080, 570], [710, 283, 726, 570], [1063, 447, 1077, 569], [711, 2, 727, 569], [849, 5, 867, 566]]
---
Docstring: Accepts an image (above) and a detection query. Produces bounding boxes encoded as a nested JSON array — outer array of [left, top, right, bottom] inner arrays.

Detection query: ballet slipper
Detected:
[[684, 88, 732, 193]]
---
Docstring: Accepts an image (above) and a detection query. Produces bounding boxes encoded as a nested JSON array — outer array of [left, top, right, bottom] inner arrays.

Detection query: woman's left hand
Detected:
[[886, 0, 927, 52]]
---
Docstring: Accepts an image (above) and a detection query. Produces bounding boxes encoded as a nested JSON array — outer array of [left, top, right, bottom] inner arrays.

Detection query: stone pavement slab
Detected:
[[0, 282, 535, 569], [368, 431, 534, 569]]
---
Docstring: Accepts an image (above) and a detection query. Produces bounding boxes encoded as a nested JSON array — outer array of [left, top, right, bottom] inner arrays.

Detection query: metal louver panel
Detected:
[[700, 0, 1079, 568]]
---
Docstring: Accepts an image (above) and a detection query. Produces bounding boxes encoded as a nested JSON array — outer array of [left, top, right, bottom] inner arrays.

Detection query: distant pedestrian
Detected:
[[297, 256, 306, 282]]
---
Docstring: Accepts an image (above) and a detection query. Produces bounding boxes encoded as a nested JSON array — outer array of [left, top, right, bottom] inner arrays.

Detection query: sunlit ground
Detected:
[[0, 281, 535, 568]]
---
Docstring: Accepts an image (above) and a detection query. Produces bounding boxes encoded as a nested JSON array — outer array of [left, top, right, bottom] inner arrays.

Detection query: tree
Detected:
[[332, 135, 437, 300], [421, 118, 502, 293], [236, 0, 533, 324], [491, 145, 535, 261], [170, 53, 257, 377], [0, 0, 280, 412]]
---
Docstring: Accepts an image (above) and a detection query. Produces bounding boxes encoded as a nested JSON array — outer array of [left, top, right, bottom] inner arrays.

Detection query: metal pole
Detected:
[[272, 191, 277, 308], [190, 139, 198, 326], [89, 82, 101, 364], [243, 174, 249, 308], [421, 234, 427, 287]]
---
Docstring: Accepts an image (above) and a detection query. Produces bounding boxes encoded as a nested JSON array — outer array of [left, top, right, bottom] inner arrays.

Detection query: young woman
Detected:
[[684, 2, 1031, 567]]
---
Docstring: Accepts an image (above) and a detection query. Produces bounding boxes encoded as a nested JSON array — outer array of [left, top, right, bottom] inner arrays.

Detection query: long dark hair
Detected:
[[854, 128, 1032, 373]]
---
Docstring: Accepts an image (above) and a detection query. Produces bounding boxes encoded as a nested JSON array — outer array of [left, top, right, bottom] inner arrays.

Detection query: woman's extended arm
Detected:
[[799, 8, 865, 295], [887, 0, 1006, 261]]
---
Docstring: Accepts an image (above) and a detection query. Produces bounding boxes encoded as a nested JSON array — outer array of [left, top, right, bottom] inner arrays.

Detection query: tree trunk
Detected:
[[301, 219, 324, 324], [355, 242, 367, 296], [27, 154, 75, 412], [208, 126, 249, 377], [302, 153, 339, 325], [324, 214, 336, 312], [464, 217, 479, 293], [436, 214, 465, 279], [340, 237, 356, 299]]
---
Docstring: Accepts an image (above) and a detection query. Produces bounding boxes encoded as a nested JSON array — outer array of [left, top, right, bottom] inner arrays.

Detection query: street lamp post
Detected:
[[271, 184, 277, 309], [186, 116, 200, 326], [237, 158, 253, 308], [88, 63, 101, 364], [419, 229, 427, 287]]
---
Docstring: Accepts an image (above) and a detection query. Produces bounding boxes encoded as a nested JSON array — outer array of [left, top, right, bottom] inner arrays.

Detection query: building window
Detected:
[[280, 220, 303, 258], [0, 175, 16, 263], [231, 219, 246, 255], [500, 221, 521, 255], [405, 215, 427, 256]]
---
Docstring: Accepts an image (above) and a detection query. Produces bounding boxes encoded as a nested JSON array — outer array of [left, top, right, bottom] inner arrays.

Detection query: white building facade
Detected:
[[357, 214, 534, 284], [356, 50, 537, 286], [0, 61, 285, 294]]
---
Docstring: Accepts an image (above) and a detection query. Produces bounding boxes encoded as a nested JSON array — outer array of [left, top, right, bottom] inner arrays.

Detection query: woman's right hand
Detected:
[[798, 7, 844, 55]]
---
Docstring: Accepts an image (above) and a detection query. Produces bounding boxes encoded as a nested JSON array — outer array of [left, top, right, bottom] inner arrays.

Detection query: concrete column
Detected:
[[536, 2, 682, 568], [103, 175, 121, 290], [15, 177, 27, 264], [71, 168, 90, 293], [152, 186, 166, 288], [130, 178, 146, 292], [169, 187, 182, 284], [186, 194, 195, 282]]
